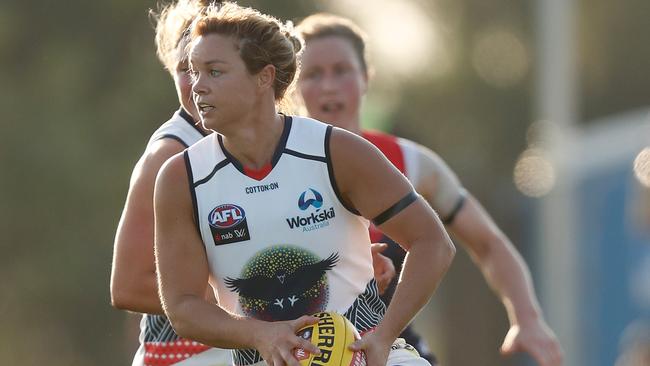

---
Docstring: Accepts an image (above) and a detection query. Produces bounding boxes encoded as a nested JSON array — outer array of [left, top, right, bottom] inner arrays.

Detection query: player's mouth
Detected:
[[196, 102, 215, 115], [320, 102, 344, 113]]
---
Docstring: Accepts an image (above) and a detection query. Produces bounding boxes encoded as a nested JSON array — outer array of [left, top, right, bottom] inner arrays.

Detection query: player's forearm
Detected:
[[477, 236, 542, 325], [111, 271, 165, 315], [164, 294, 260, 349], [376, 236, 455, 340]]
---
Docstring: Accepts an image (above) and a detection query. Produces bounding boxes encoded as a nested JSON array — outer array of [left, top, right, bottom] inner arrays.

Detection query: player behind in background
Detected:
[[110, 1, 231, 365]]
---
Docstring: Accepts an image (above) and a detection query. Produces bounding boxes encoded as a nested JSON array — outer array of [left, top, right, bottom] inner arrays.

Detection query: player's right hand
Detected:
[[370, 243, 395, 295], [349, 328, 392, 366], [500, 319, 563, 366], [253, 315, 321, 366]]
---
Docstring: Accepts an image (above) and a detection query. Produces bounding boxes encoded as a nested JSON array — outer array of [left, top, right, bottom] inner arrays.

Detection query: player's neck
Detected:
[[220, 111, 285, 170], [195, 121, 212, 135]]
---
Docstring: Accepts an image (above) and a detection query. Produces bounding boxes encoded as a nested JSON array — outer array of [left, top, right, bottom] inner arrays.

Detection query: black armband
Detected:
[[442, 192, 467, 225], [372, 191, 419, 226]]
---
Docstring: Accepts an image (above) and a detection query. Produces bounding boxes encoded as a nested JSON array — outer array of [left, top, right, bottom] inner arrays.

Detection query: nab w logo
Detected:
[[208, 203, 251, 245], [208, 204, 245, 229], [298, 188, 323, 211]]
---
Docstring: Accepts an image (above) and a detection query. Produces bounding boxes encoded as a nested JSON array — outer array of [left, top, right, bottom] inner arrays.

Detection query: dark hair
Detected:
[[297, 13, 369, 77]]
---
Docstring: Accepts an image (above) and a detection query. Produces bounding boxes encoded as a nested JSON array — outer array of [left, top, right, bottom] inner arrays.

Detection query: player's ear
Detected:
[[257, 64, 276, 91], [361, 68, 370, 94]]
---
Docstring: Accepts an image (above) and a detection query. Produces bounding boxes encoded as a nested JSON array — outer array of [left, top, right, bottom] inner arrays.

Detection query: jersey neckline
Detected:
[[217, 115, 292, 181]]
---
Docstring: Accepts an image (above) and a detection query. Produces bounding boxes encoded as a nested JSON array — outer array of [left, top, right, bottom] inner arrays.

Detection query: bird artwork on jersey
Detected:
[[225, 248, 339, 321]]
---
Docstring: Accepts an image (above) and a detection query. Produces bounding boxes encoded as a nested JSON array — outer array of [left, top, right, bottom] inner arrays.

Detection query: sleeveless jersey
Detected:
[[134, 108, 230, 366], [185, 116, 386, 365], [145, 108, 208, 150]]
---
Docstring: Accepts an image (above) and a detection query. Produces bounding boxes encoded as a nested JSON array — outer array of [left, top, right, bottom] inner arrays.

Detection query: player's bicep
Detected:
[[415, 145, 466, 224], [330, 129, 442, 249], [154, 154, 210, 308], [375, 197, 447, 252], [330, 128, 413, 218], [115, 159, 160, 265], [114, 140, 189, 278]]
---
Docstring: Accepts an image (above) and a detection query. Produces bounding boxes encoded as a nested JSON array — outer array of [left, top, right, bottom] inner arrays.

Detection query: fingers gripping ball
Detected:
[[294, 312, 366, 366]]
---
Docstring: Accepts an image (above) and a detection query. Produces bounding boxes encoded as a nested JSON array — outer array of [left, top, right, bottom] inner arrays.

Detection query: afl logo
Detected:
[[208, 204, 246, 229]]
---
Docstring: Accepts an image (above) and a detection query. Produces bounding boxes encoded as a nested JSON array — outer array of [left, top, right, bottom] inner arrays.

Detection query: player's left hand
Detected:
[[370, 243, 395, 295], [349, 329, 392, 366], [500, 318, 564, 366]]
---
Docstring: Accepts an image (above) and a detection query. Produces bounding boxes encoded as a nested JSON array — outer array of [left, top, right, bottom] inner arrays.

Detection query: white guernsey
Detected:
[[184, 116, 386, 365]]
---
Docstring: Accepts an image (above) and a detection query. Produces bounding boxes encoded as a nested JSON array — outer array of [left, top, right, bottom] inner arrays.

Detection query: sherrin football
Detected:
[[294, 312, 366, 366]]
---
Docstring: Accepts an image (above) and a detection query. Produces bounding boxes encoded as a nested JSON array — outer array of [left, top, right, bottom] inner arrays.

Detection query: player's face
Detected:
[[173, 59, 199, 120], [190, 33, 258, 131], [298, 36, 368, 131]]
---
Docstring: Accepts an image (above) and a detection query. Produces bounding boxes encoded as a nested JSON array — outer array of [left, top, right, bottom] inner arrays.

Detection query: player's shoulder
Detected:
[[147, 108, 208, 149], [142, 137, 188, 169], [361, 129, 400, 146], [332, 126, 378, 150], [134, 111, 199, 177], [156, 149, 189, 189], [153, 150, 192, 208], [127, 138, 186, 188], [329, 126, 389, 168], [183, 132, 218, 170], [390, 135, 441, 164], [287, 115, 331, 137], [285, 115, 340, 157]]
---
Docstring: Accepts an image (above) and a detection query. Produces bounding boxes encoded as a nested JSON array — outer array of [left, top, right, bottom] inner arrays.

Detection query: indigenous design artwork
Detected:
[[225, 246, 338, 320]]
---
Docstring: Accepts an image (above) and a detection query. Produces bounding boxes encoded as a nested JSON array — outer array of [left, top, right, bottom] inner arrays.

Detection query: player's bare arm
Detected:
[[110, 138, 186, 314], [448, 195, 563, 366], [415, 145, 563, 366], [329, 127, 456, 366]]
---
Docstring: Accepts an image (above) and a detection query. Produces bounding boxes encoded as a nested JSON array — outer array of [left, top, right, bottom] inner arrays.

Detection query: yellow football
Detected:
[[294, 312, 366, 366]]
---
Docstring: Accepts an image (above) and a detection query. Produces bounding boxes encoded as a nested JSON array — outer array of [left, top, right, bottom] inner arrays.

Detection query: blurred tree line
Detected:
[[0, 0, 648, 365]]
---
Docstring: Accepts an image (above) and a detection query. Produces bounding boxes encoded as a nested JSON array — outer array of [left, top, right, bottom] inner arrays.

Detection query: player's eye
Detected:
[[302, 69, 322, 80]]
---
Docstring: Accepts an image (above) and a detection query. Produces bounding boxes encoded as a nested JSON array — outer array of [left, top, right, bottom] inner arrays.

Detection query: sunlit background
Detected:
[[1, 0, 649, 365]]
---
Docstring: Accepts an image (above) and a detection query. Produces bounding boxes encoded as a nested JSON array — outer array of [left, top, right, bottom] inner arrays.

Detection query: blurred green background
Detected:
[[1, 0, 649, 365]]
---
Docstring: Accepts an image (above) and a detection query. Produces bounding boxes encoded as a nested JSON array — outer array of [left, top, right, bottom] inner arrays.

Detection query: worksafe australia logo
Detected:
[[298, 188, 323, 210], [287, 188, 335, 232]]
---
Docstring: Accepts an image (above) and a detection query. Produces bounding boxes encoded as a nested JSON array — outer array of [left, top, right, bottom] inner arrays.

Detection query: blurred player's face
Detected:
[[298, 36, 367, 132], [190, 33, 258, 132], [173, 60, 199, 120]]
